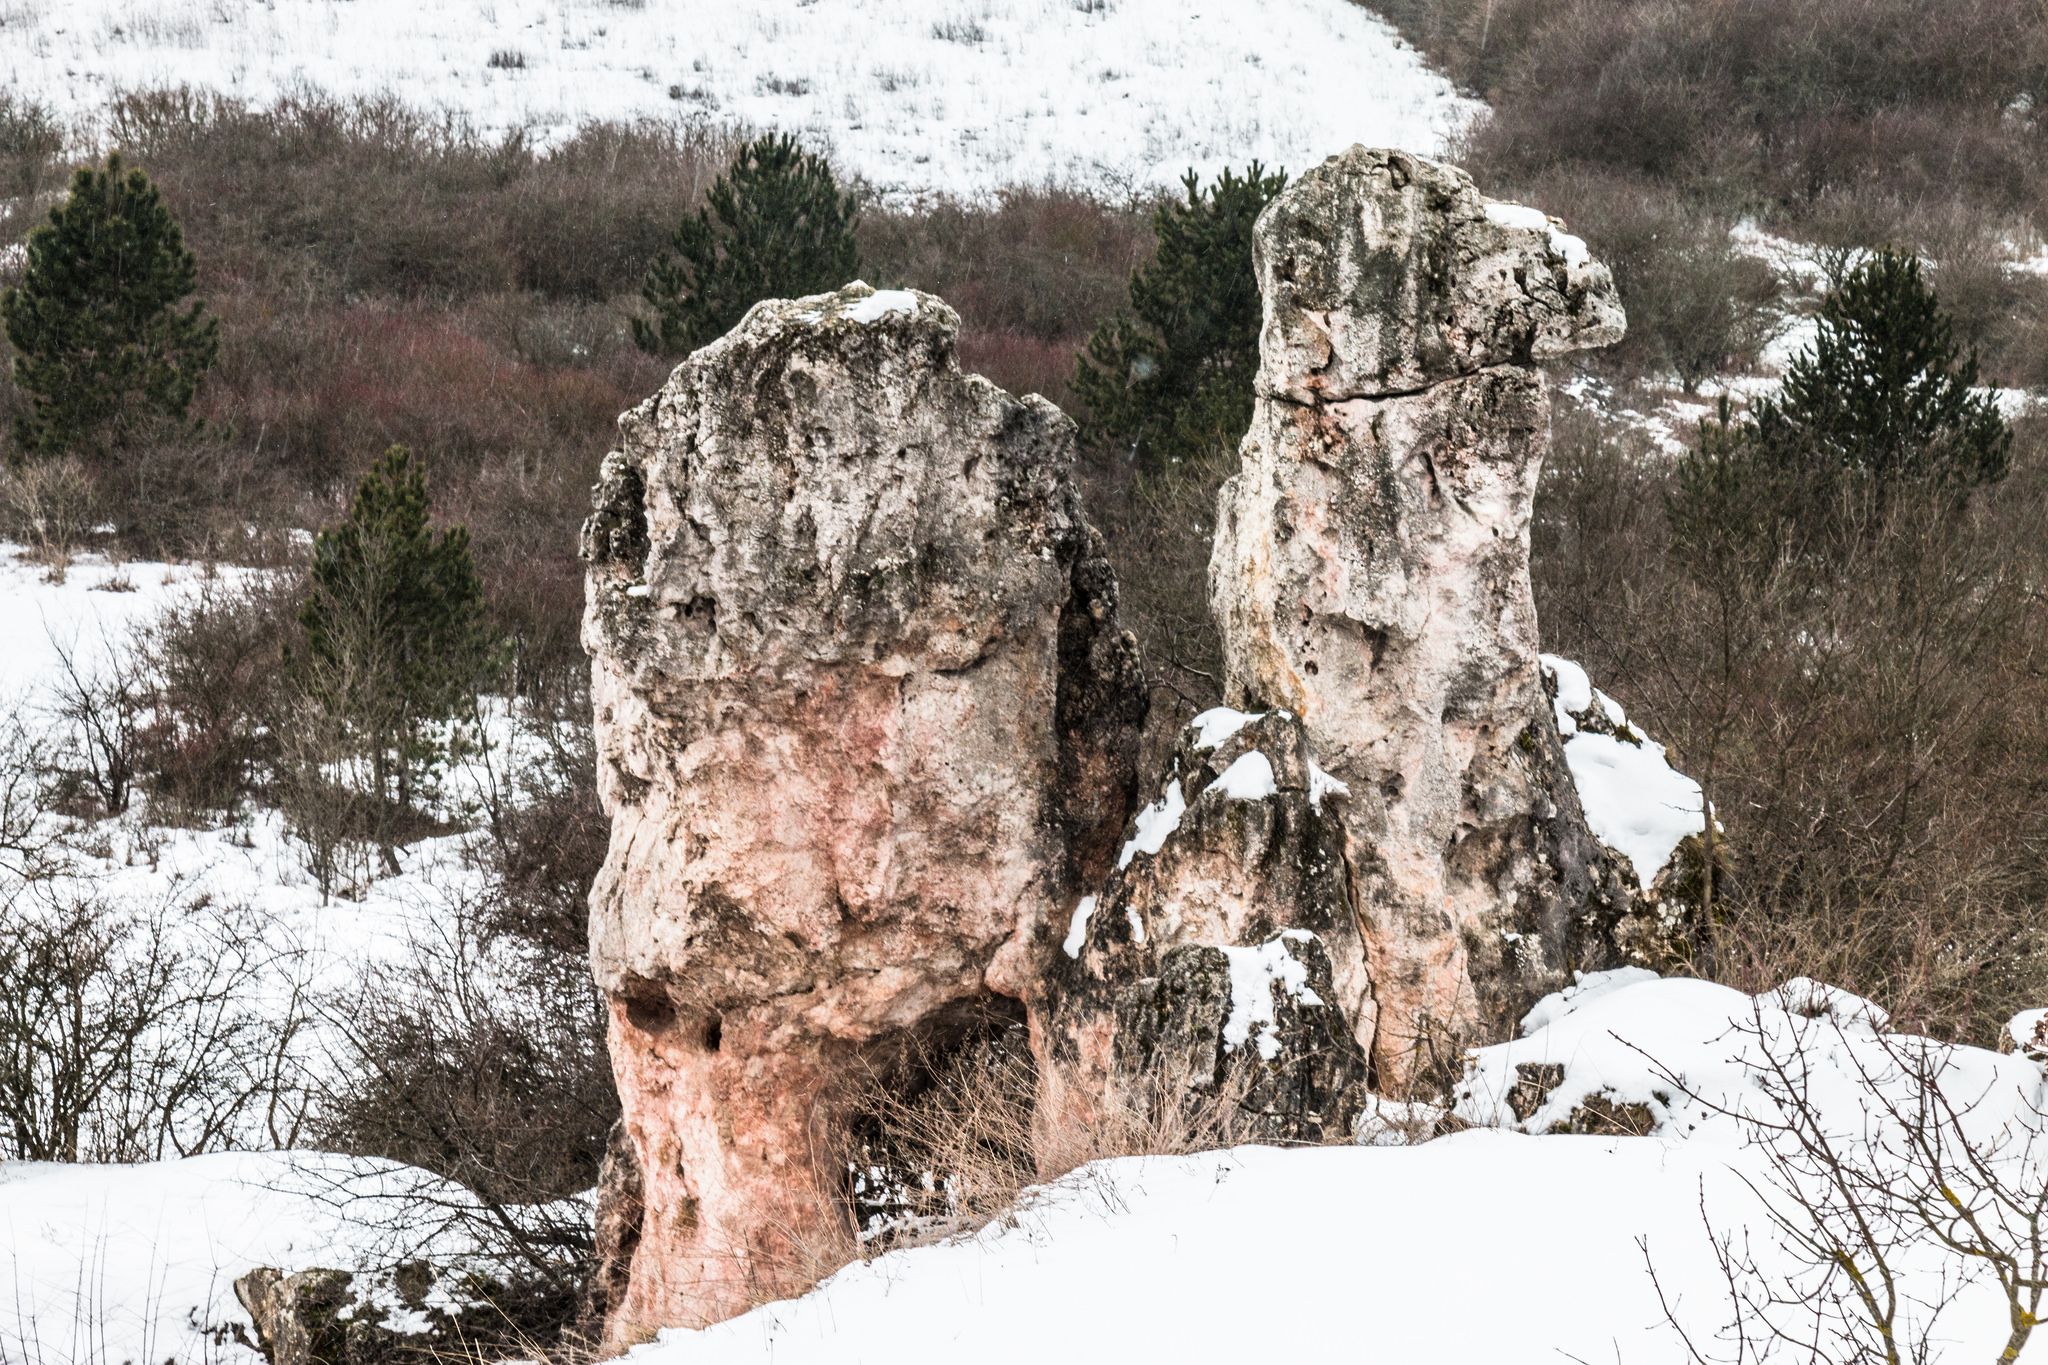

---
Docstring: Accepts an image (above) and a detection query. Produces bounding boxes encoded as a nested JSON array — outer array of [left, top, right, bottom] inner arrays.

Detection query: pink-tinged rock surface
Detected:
[[581, 283, 1144, 1341], [1212, 146, 1675, 1085]]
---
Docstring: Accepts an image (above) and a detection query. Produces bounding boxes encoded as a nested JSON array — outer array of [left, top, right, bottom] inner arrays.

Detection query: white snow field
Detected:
[[625, 970, 2048, 1365], [0, 0, 1479, 202], [0, 1151, 564, 1365]]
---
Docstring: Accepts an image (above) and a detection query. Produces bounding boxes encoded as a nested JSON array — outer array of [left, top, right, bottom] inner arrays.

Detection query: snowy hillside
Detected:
[[0, 0, 1478, 201], [9, 971, 2043, 1364], [603, 971, 2048, 1365]]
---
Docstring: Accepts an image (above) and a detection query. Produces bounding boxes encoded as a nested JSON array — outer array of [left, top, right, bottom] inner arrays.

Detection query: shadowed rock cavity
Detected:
[[1211, 145, 1680, 1086], [581, 283, 1146, 1342]]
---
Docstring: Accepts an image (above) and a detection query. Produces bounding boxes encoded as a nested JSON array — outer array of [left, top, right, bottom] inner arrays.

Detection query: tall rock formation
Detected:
[[581, 283, 1145, 1340], [583, 149, 1706, 1341], [1210, 146, 1658, 1085]]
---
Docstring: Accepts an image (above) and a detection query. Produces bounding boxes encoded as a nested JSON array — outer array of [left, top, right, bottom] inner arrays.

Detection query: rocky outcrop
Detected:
[[1211, 146, 1657, 1085], [583, 148, 1706, 1341], [1041, 709, 1371, 1149], [581, 283, 1146, 1341]]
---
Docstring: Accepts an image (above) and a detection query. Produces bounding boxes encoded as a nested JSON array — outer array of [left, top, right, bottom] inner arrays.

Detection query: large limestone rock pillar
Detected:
[[1211, 146, 1641, 1085], [581, 284, 1144, 1340]]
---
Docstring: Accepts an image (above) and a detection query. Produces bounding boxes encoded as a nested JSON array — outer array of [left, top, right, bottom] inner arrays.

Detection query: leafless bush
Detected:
[[1081, 435, 1236, 713], [130, 569, 301, 818], [46, 633, 148, 818], [268, 686, 389, 899], [465, 703, 607, 957], [1518, 170, 1778, 390], [0, 888, 310, 1162], [0, 458, 99, 571], [308, 883, 614, 1281], [1534, 407, 2048, 1041], [1644, 1009, 2048, 1363], [0, 715, 62, 882]]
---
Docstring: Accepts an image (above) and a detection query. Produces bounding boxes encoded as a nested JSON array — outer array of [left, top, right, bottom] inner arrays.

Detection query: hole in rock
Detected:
[[623, 984, 677, 1033]]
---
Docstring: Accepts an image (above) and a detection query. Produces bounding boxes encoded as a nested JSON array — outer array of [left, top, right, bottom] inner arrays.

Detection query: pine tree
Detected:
[[0, 153, 218, 459], [1073, 164, 1286, 474], [632, 133, 860, 355], [1669, 247, 2010, 568], [1773, 248, 2010, 487], [299, 446, 496, 839]]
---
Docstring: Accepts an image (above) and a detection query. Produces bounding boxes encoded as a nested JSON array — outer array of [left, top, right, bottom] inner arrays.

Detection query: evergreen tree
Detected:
[[299, 446, 496, 836], [633, 133, 860, 355], [0, 153, 218, 458], [1773, 248, 2009, 487], [1669, 247, 2010, 567], [1073, 164, 1286, 474]]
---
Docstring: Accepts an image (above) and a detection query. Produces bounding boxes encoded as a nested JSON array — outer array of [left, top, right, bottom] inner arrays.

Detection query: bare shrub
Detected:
[[1519, 170, 1778, 390], [309, 884, 615, 1315], [45, 632, 147, 818], [0, 457, 99, 568], [466, 706, 607, 957], [0, 89, 63, 202], [269, 686, 387, 899], [130, 569, 301, 818], [862, 186, 1152, 415], [1534, 405, 2048, 1042], [1081, 436, 1235, 711], [0, 889, 309, 1162], [1645, 1007, 2048, 1363]]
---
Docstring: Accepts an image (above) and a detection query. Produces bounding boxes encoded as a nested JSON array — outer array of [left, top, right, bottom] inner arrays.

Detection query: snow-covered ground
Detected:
[[0, 1151, 562, 1365], [623, 970, 2047, 1365], [8, 970, 2041, 1364], [0, 544, 557, 1151], [0, 0, 1478, 202]]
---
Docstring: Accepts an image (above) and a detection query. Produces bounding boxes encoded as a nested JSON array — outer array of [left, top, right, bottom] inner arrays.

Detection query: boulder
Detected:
[[233, 1263, 500, 1365], [1040, 709, 1371, 1150], [581, 283, 1146, 1340], [1211, 146, 1664, 1085]]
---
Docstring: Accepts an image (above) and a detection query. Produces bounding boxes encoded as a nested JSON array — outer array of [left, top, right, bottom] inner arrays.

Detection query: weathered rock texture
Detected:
[[234, 1264, 499, 1365], [1211, 146, 1659, 1085], [582, 283, 1146, 1341], [1042, 709, 1371, 1147]]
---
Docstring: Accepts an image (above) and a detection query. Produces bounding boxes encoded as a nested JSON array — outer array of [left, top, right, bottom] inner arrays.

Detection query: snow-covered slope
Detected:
[[0, 1151, 557, 1365], [620, 970, 2047, 1365], [0, 0, 1478, 201]]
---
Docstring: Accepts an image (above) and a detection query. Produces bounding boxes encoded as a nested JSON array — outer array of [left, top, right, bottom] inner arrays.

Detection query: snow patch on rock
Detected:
[[1202, 750, 1277, 803], [841, 287, 918, 323], [1189, 706, 1264, 750], [1219, 931, 1323, 1061], [1541, 654, 1706, 892], [1115, 779, 1186, 870]]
